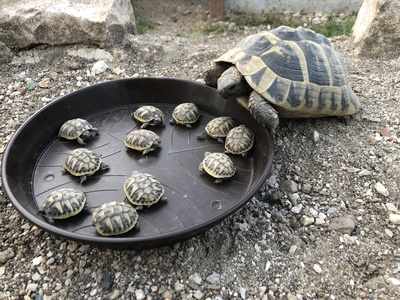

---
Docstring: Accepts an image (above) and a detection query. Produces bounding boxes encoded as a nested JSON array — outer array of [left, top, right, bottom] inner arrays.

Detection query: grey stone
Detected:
[[0, 248, 15, 264], [0, 0, 137, 49], [206, 272, 221, 284], [352, 0, 400, 58], [0, 42, 13, 63], [280, 180, 298, 193], [327, 217, 356, 234]]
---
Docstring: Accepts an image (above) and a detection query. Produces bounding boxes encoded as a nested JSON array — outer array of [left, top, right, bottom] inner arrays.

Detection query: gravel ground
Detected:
[[1, 3, 400, 300]]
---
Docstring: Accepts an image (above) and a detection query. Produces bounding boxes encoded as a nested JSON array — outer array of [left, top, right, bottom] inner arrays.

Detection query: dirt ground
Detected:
[[1, 1, 400, 299]]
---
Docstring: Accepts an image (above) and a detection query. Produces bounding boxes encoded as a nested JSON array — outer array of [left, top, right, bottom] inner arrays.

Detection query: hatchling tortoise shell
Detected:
[[40, 188, 87, 221], [61, 148, 109, 183], [132, 105, 165, 129], [196, 116, 237, 143], [125, 129, 161, 155], [124, 171, 165, 208], [170, 103, 200, 128], [224, 124, 254, 158], [92, 201, 139, 236], [204, 26, 361, 131], [59, 118, 99, 145], [199, 152, 236, 184]]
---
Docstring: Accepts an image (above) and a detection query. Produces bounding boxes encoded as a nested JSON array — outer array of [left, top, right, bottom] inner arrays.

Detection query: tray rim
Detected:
[[1, 77, 274, 249]]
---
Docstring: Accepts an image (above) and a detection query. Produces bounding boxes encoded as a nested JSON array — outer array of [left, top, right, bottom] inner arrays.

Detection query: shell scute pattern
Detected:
[[133, 105, 165, 129], [215, 26, 360, 117], [124, 171, 164, 207], [41, 188, 86, 220], [199, 152, 236, 184], [92, 201, 139, 236], [224, 125, 254, 157], [59, 118, 99, 145], [170, 103, 200, 127], [61, 148, 109, 183], [197, 116, 237, 143], [125, 129, 161, 155]]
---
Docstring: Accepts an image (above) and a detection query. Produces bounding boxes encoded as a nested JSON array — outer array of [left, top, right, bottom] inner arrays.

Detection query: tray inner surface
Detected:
[[33, 104, 258, 238]]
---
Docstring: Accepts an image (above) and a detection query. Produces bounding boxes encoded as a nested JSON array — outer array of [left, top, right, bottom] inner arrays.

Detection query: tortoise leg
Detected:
[[140, 122, 149, 129], [80, 175, 87, 184], [248, 91, 279, 133], [214, 178, 223, 184], [77, 136, 86, 145]]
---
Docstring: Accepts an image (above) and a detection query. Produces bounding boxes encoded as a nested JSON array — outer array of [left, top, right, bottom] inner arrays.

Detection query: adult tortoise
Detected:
[[204, 26, 360, 132]]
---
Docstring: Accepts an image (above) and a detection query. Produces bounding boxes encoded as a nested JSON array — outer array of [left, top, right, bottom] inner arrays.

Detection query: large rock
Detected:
[[352, 0, 400, 58], [0, 0, 137, 49]]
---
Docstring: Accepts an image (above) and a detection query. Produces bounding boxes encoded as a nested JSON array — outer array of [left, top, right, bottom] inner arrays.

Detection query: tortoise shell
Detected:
[[124, 129, 161, 155], [170, 103, 200, 128], [224, 125, 254, 157], [59, 118, 99, 145], [199, 152, 236, 184], [214, 26, 360, 117], [92, 201, 139, 236], [41, 188, 87, 220], [197, 116, 237, 143], [132, 105, 165, 129], [124, 171, 164, 207], [61, 148, 109, 183]]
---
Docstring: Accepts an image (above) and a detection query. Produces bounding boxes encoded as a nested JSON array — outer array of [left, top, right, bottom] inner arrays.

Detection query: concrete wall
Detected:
[[224, 0, 363, 14]]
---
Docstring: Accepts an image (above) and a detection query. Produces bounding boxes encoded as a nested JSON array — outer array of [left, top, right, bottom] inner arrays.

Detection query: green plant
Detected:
[[310, 15, 357, 37], [132, 1, 156, 34]]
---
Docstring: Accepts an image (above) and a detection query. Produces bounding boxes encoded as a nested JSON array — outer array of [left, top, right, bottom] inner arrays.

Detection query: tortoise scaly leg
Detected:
[[248, 91, 279, 133]]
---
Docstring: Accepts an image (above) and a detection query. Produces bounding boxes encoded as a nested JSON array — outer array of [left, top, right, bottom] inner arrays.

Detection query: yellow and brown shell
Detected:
[[61, 148, 109, 183], [197, 116, 237, 143], [92, 201, 139, 236], [41, 188, 86, 220], [125, 129, 161, 155], [132, 105, 165, 129], [199, 152, 236, 184], [58, 118, 99, 145], [224, 125, 254, 157], [170, 103, 200, 128], [214, 26, 360, 117], [124, 171, 164, 206]]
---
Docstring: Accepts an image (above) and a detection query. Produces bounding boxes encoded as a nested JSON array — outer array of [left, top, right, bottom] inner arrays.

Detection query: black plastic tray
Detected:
[[1, 77, 274, 249]]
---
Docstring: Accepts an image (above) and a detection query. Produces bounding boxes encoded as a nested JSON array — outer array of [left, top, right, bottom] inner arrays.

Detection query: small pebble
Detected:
[[32, 256, 42, 266], [91, 60, 109, 75], [240, 287, 246, 299], [385, 228, 394, 238], [313, 130, 320, 142], [135, 289, 145, 300], [174, 281, 184, 292], [291, 204, 303, 214], [313, 264, 323, 274], [32, 273, 41, 281], [26, 283, 38, 292], [206, 272, 221, 284], [375, 182, 389, 196], [389, 213, 400, 225], [301, 216, 314, 226]]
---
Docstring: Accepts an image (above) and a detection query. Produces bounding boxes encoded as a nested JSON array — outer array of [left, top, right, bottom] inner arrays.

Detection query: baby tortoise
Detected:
[[199, 152, 236, 184], [204, 26, 360, 132], [224, 125, 254, 158], [92, 201, 139, 236], [197, 116, 237, 143], [59, 118, 99, 145], [125, 129, 161, 155], [39, 188, 87, 222], [61, 148, 109, 183], [132, 105, 165, 129], [170, 103, 200, 128], [124, 171, 166, 209]]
